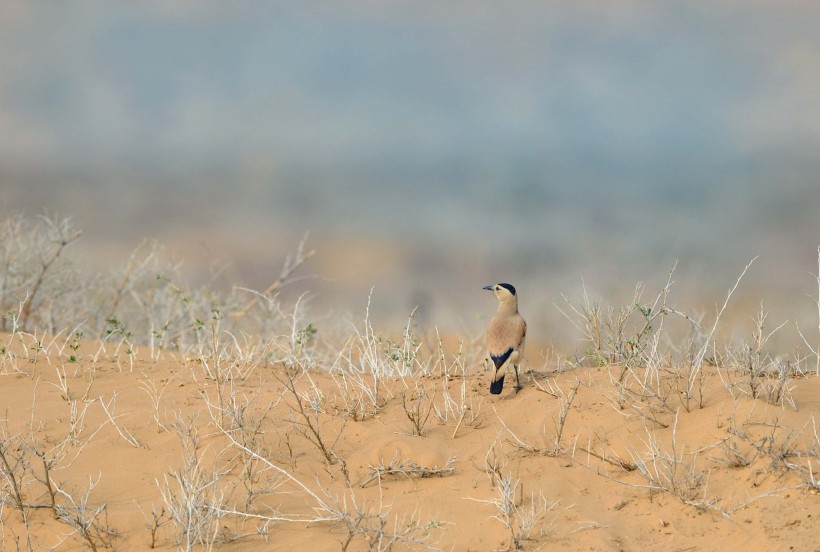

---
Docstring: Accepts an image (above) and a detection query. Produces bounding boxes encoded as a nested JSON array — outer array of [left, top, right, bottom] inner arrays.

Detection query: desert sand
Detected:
[[0, 327, 817, 552]]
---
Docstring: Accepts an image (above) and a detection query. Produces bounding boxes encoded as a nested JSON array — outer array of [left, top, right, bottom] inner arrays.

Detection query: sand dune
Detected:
[[0, 329, 817, 551]]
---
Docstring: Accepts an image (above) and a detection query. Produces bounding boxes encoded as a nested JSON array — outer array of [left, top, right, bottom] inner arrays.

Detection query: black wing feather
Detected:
[[490, 347, 514, 369]]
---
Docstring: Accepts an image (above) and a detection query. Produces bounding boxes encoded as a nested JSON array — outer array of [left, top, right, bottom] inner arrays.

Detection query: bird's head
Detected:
[[483, 283, 517, 303]]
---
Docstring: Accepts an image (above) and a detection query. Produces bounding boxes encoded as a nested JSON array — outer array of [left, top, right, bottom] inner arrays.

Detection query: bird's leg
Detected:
[[514, 364, 522, 392]]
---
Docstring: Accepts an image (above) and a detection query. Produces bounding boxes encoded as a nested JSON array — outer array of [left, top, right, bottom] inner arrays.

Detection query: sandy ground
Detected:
[[0, 331, 818, 551]]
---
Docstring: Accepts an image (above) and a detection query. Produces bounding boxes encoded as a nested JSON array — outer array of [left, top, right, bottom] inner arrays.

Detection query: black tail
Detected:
[[490, 374, 505, 395]]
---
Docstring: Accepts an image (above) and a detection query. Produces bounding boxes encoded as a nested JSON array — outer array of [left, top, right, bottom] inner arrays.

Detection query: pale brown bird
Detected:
[[483, 283, 527, 394]]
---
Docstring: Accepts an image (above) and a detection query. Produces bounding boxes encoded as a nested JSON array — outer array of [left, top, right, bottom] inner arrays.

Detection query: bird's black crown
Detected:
[[498, 283, 516, 295]]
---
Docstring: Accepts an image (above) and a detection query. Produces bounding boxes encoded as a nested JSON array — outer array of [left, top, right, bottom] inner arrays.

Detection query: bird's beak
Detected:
[[483, 285, 494, 291]]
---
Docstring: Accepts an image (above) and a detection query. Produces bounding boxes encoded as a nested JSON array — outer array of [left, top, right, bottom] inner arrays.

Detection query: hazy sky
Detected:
[[3, 1, 820, 172]]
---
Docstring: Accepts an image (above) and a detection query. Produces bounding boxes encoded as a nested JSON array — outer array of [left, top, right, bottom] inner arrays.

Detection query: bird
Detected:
[[483, 283, 527, 395]]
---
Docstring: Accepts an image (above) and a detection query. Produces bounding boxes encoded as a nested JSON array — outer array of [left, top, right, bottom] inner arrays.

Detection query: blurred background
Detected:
[[3, 1, 820, 348]]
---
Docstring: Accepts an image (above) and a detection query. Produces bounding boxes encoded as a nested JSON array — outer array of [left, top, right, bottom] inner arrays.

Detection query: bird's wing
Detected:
[[490, 347, 514, 369]]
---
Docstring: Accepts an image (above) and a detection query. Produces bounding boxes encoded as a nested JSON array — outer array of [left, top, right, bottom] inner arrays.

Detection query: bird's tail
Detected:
[[490, 373, 505, 395]]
